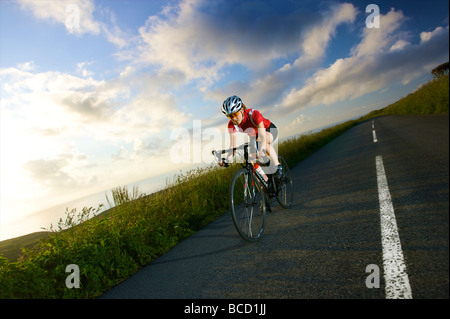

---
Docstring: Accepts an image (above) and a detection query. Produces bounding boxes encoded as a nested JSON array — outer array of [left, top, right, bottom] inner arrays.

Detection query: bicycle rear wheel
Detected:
[[275, 156, 293, 208], [230, 168, 266, 242]]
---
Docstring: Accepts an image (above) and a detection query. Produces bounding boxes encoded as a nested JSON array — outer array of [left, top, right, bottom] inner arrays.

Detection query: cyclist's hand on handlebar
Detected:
[[212, 149, 229, 167], [219, 160, 229, 167]]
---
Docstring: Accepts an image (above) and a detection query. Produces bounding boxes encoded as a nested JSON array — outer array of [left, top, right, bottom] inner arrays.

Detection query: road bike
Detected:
[[212, 143, 293, 242]]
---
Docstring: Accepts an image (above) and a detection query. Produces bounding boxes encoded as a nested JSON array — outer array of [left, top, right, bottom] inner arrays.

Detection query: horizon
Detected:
[[1, 0, 449, 241]]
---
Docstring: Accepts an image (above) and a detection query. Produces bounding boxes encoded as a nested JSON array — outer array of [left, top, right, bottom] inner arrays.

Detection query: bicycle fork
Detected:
[[243, 172, 258, 237]]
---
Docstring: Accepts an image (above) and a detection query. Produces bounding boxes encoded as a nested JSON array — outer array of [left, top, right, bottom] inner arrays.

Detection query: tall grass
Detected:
[[0, 75, 448, 298], [0, 166, 238, 298], [361, 75, 449, 119]]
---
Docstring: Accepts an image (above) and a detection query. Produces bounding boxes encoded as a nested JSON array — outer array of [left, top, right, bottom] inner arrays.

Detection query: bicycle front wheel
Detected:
[[230, 168, 266, 242], [275, 155, 293, 208]]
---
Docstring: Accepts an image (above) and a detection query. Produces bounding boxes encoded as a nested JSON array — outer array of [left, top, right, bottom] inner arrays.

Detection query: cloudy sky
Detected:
[[0, 0, 448, 240]]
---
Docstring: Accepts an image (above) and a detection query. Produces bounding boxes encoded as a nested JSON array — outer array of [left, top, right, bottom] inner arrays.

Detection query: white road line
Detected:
[[375, 155, 412, 299], [373, 130, 378, 143]]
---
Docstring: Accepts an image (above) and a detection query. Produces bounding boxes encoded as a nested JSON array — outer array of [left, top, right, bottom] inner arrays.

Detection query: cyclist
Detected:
[[219, 95, 283, 179]]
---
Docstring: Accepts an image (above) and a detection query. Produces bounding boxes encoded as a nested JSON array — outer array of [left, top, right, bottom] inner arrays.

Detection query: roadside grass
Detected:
[[0, 166, 238, 298], [360, 74, 449, 119], [0, 75, 448, 298]]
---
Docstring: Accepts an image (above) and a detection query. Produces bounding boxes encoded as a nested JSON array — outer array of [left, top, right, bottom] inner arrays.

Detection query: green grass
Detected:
[[360, 74, 449, 119], [0, 75, 448, 299], [0, 232, 50, 263]]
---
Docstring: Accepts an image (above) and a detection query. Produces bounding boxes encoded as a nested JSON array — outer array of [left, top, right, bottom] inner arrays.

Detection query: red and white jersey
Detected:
[[227, 109, 271, 137]]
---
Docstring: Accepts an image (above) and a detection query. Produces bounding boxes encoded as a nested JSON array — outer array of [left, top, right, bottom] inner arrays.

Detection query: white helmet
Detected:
[[222, 95, 243, 116]]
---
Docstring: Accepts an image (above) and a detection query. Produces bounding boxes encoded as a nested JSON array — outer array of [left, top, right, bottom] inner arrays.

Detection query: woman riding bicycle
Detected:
[[219, 95, 283, 179]]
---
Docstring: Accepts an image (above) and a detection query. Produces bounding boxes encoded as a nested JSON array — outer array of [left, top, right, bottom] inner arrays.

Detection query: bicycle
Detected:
[[212, 143, 293, 242]]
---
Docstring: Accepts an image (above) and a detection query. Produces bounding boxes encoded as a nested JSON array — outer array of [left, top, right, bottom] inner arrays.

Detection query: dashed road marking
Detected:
[[372, 120, 378, 143], [375, 155, 412, 299]]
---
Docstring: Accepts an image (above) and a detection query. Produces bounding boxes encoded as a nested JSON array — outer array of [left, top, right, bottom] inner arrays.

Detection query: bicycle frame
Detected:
[[213, 142, 293, 241], [213, 143, 276, 197]]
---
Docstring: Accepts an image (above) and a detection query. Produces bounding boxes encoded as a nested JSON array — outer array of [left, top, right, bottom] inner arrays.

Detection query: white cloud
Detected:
[[136, 0, 224, 82], [0, 63, 190, 210], [76, 61, 95, 78], [420, 26, 445, 44], [16, 0, 100, 35], [15, 0, 130, 48], [351, 8, 405, 57], [133, 0, 331, 83], [112, 146, 127, 161], [286, 113, 308, 132], [112, 91, 190, 141], [204, 2, 358, 112], [16, 61, 36, 71], [1, 67, 102, 202], [280, 9, 449, 112], [390, 39, 410, 52], [294, 3, 356, 68], [0, 66, 114, 128], [23, 150, 94, 192]]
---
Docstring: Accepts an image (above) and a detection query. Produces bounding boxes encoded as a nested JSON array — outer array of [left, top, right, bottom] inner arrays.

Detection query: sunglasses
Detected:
[[227, 111, 240, 119]]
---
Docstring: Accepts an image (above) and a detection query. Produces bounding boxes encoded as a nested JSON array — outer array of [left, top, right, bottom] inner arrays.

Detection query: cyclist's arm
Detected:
[[256, 122, 267, 155], [226, 133, 237, 163], [218, 132, 236, 167]]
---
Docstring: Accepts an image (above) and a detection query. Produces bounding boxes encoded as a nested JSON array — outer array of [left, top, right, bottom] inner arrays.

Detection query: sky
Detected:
[[0, 0, 449, 240]]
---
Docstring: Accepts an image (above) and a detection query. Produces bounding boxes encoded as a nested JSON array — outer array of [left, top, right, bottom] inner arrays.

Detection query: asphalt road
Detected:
[[101, 114, 449, 299]]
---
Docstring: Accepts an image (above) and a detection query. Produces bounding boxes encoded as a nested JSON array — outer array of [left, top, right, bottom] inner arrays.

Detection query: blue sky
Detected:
[[0, 0, 448, 240]]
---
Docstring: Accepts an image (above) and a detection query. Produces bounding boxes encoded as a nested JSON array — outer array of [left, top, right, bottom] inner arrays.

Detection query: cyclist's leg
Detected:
[[263, 126, 280, 174]]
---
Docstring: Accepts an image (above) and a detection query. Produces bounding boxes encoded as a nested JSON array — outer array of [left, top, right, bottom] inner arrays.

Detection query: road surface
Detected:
[[101, 114, 449, 299]]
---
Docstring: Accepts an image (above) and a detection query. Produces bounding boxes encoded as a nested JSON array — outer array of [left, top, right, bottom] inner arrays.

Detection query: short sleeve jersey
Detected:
[[227, 109, 271, 137]]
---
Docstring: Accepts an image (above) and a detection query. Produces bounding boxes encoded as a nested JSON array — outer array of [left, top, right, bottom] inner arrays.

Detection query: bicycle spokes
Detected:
[[275, 156, 293, 208], [216, 143, 293, 242], [230, 169, 266, 242]]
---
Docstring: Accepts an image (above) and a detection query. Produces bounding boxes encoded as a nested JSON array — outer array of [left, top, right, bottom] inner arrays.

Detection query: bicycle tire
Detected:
[[275, 155, 293, 208], [229, 168, 266, 242]]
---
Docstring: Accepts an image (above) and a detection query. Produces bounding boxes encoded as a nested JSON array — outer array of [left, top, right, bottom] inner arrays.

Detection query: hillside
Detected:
[[0, 232, 50, 262]]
